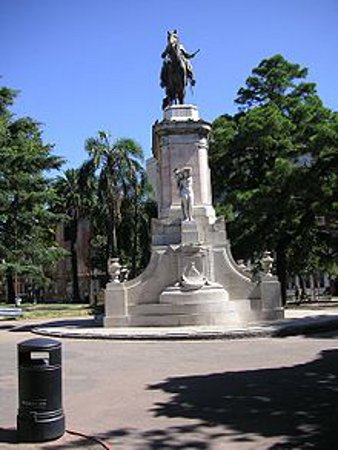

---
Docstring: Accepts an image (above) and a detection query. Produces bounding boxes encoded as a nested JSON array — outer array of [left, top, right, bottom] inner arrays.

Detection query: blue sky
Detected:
[[1, 0, 338, 168]]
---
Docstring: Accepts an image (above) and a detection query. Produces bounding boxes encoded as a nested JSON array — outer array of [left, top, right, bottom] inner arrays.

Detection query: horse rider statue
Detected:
[[160, 30, 199, 109]]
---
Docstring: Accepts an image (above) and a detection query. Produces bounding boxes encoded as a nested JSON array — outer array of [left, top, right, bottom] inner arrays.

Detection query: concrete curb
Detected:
[[31, 313, 338, 340]]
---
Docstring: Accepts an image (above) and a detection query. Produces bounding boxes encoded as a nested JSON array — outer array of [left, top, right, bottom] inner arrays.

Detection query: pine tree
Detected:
[[0, 87, 64, 302], [210, 56, 338, 302]]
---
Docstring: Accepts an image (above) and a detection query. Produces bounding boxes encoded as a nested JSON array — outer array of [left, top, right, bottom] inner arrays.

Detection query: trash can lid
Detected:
[[18, 338, 61, 351]]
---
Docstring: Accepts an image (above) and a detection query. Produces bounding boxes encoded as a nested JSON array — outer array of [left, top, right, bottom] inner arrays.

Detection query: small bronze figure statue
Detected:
[[160, 30, 199, 109]]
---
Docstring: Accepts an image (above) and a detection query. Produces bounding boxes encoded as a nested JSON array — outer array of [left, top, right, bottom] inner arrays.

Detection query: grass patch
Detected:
[[0, 303, 94, 320]]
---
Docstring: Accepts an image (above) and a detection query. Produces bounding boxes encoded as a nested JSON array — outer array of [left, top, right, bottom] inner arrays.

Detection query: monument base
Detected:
[[104, 217, 283, 327], [128, 284, 239, 327]]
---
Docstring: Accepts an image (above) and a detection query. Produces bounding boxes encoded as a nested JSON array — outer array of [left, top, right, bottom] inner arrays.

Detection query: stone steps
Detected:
[[129, 312, 239, 327], [129, 302, 239, 327], [130, 301, 231, 316]]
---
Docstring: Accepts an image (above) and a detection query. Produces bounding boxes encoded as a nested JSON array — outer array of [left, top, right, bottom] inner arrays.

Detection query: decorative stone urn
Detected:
[[108, 258, 121, 283], [261, 251, 274, 276]]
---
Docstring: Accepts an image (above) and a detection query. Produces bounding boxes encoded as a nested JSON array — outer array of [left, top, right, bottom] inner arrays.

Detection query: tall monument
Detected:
[[104, 31, 283, 327]]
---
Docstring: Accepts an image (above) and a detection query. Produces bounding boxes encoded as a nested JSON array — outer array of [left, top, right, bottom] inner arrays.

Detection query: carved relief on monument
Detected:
[[179, 261, 207, 291]]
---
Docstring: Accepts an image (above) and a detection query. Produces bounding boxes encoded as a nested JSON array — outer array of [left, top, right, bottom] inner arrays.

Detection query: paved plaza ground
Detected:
[[1, 312, 338, 449]]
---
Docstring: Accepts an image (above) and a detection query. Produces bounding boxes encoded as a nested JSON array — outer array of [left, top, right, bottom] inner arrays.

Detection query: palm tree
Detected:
[[122, 172, 156, 277], [85, 131, 144, 270], [54, 161, 96, 301]]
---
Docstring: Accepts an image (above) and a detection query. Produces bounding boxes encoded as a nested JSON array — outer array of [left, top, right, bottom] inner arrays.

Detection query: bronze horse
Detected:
[[160, 31, 198, 110]]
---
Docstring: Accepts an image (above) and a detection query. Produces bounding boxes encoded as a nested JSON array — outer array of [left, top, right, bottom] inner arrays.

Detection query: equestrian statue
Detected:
[[160, 30, 199, 110]]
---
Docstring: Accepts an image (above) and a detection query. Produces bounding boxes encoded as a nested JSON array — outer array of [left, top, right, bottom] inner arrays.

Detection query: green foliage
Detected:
[[84, 131, 154, 278], [235, 54, 316, 111], [210, 55, 338, 302], [53, 163, 97, 302], [0, 87, 66, 301]]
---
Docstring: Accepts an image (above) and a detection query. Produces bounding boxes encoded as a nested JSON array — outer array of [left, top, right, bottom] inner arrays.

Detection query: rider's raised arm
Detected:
[[181, 47, 200, 59]]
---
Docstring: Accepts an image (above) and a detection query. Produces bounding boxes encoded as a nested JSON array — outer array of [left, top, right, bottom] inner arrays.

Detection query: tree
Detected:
[[0, 87, 64, 302], [85, 131, 145, 274], [235, 54, 317, 112], [209, 55, 338, 303], [117, 173, 157, 278], [54, 161, 96, 302]]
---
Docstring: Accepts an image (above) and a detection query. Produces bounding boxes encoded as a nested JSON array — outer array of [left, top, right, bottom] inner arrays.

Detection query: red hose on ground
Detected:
[[0, 426, 113, 449], [66, 428, 113, 450]]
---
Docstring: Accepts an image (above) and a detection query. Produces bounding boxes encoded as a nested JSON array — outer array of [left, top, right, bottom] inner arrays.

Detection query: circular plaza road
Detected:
[[1, 320, 338, 449]]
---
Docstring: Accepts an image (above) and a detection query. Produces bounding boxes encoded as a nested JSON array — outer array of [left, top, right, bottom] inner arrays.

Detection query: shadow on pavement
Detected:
[[0, 427, 120, 449], [304, 329, 338, 339], [38, 429, 131, 450], [147, 348, 338, 449], [0, 324, 16, 331], [9, 318, 99, 333], [272, 314, 338, 337], [45, 427, 212, 450], [46, 349, 338, 449], [0, 428, 17, 444]]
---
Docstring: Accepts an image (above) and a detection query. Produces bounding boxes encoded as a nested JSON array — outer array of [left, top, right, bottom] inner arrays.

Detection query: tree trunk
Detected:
[[276, 241, 287, 306], [106, 202, 118, 260], [299, 275, 307, 301], [111, 218, 118, 258], [111, 199, 119, 258], [70, 219, 81, 302], [131, 199, 139, 278], [6, 271, 16, 304]]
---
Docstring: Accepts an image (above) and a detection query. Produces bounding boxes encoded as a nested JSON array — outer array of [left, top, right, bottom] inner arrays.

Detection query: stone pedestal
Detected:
[[104, 105, 284, 328], [260, 275, 284, 320], [150, 104, 215, 224]]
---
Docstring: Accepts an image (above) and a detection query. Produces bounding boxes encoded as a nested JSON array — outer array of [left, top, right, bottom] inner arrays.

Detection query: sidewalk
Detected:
[[1, 306, 338, 449], [25, 307, 338, 340]]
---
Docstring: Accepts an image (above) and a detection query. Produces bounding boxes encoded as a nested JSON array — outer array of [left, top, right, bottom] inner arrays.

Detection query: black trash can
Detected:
[[17, 338, 65, 442]]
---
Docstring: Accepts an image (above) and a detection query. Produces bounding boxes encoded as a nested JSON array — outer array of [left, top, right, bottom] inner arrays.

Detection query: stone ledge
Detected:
[[32, 312, 338, 341]]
